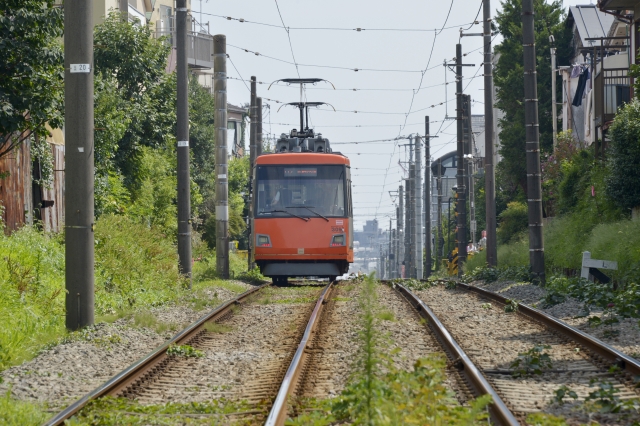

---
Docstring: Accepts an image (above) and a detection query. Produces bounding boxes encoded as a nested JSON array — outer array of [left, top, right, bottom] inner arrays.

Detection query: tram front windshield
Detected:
[[256, 165, 346, 218]]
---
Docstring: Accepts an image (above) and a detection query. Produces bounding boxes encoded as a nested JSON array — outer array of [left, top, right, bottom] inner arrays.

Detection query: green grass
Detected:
[[0, 215, 248, 372], [0, 392, 48, 425], [467, 214, 640, 284], [375, 310, 395, 321], [66, 396, 260, 425], [203, 322, 233, 333]]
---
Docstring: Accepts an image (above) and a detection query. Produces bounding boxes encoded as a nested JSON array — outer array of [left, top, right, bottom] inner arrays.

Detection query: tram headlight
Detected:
[[257, 234, 272, 247], [330, 234, 345, 247]]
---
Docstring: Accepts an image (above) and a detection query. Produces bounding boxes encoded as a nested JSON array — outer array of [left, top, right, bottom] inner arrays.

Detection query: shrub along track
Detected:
[[45, 281, 334, 425], [410, 281, 640, 425]]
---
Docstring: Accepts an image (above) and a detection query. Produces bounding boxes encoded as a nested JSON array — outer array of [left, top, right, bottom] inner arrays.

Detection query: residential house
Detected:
[[561, 4, 632, 149]]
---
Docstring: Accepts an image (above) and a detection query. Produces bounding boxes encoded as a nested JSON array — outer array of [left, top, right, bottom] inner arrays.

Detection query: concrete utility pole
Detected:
[[415, 135, 423, 280], [119, 0, 128, 21], [388, 218, 393, 279], [468, 156, 476, 245], [390, 228, 395, 278], [406, 166, 414, 278], [257, 97, 263, 156], [522, 0, 546, 283], [65, 0, 95, 330], [551, 42, 557, 148], [424, 117, 432, 277], [248, 77, 257, 271], [437, 159, 443, 271], [455, 43, 467, 276], [176, 0, 192, 283], [398, 185, 404, 277], [484, 0, 498, 267], [214, 35, 229, 278]]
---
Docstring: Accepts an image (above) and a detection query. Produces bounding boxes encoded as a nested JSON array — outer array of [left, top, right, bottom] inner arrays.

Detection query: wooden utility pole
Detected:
[[522, 0, 545, 282], [65, 0, 95, 330]]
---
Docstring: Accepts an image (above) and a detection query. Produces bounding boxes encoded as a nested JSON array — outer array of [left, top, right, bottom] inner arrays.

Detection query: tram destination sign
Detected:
[[284, 167, 317, 177]]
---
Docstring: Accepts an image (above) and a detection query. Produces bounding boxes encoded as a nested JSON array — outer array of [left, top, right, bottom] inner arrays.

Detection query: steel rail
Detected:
[[265, 281, 334, 426], [392, 282, 520, 426], [458, 282, 640, 377], [45, 282, 270, 426]]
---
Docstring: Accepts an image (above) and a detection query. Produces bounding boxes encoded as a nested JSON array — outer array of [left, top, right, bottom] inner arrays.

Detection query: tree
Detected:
[[189, 74, 216, 213], [93, 12, 175, 189], [0, 1, 63, 158], [494, 0, 572, 197], [605, 100, 640, 213]]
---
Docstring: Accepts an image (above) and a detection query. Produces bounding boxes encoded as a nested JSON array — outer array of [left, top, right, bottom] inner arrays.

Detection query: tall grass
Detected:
[[472, 214, 640, 283], [0, 392, 47, 425], [0, 214, 240, 371]]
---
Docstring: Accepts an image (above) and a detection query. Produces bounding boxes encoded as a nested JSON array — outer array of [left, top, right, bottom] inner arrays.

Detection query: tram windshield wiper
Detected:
[[266, 209, 310, 221], [286, 206, 329, 222]]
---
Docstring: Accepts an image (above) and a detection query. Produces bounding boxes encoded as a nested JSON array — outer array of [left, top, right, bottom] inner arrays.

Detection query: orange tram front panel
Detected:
[[253, 152, 353, 278], [254, 217, 354, 261]]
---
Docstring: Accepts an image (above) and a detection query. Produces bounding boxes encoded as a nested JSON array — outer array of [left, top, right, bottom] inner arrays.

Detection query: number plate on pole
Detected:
[[70, 64, 91, 73]]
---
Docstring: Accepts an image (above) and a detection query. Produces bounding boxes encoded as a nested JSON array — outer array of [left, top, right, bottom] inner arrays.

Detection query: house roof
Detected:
[[567, 5, 615, 46]]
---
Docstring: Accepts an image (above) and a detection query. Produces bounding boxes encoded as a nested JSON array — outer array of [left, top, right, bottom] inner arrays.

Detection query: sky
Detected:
[[198, 0, 590, 230]]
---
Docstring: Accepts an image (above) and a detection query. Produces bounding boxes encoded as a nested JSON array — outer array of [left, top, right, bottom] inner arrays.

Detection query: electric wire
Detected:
[[200, 11, 479, 32], [227, 44, 438, 73]]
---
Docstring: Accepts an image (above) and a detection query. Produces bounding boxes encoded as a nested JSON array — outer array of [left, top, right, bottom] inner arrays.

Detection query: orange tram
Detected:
[[252, 131, 354, 284]]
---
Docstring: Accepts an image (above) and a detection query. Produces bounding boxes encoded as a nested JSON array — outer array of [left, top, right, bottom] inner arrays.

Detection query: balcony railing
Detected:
[[155, 18, 213, 69]]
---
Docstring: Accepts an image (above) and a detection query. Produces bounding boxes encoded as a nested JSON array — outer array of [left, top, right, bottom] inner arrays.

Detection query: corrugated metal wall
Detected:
[[0, 140, 33, 234], [0, 140, 65, 234], [41, 144, 65, 233]]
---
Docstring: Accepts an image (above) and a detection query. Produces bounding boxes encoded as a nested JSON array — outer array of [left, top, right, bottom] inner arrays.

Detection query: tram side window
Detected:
[[256, 165, 346, 217]]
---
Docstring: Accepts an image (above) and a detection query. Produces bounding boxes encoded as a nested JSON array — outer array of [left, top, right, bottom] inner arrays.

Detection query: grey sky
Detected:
[[201, 0, 589, 229]]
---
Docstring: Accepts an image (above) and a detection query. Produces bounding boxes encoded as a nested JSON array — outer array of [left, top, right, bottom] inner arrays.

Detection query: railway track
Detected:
[[45, 281, 337, 425], [392, 280, 640, 425]]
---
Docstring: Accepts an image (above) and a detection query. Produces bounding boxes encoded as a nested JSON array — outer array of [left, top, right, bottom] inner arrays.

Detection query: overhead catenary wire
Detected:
[[228, 44, 439, 73], [200, 11, 479, 33]]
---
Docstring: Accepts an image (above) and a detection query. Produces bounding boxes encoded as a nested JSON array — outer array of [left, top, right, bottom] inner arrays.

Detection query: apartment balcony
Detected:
[[155, 18, 213, 70]]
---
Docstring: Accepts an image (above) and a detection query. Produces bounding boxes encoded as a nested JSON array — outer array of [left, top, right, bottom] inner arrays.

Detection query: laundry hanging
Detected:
[[572, 66, 589, 107]]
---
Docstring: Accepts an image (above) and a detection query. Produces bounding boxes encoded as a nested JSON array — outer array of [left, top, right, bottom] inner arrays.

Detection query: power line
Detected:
[[227, 55, 250, 93], [227, 44, 438, 73], [273, 0, 300, 78], [201, 11, 479, 32]]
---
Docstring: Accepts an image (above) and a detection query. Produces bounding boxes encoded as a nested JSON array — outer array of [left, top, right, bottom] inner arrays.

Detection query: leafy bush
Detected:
[[464, 266, 500, 283], [510, 345, 552, 376], [497, 201, 528, 244], [238, 267, 266, 284], [606, 100, 640, 211]]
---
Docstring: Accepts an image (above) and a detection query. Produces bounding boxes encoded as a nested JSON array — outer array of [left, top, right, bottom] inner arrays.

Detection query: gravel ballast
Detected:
[[0, 280, 255, 409], [473, 279, 640, 358]]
